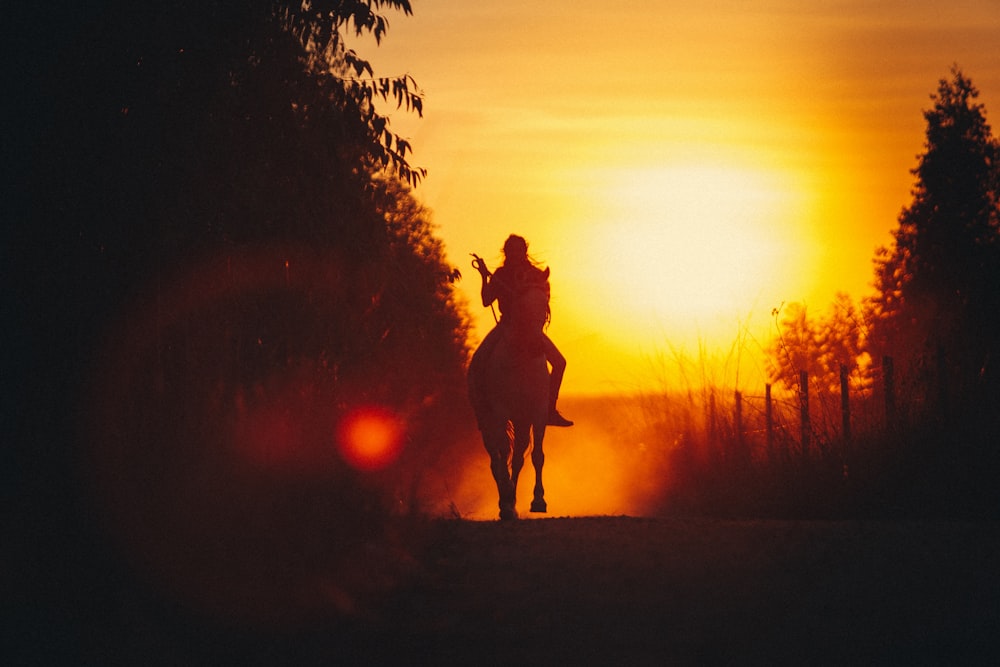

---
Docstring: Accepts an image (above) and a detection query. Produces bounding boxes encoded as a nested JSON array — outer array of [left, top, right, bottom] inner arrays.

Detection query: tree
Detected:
[[9, 0, 481, 635], [769, 302, 819, 393], [284, 0, 427, 187], [29, 0, 458, 364], [19, 1, 474, 517], [865, 67, 1000, 403], [768, 295, 863, 397]]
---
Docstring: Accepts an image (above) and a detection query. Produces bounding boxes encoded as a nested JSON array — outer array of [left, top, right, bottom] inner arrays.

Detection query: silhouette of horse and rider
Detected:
[[468, 234, 572, 520]]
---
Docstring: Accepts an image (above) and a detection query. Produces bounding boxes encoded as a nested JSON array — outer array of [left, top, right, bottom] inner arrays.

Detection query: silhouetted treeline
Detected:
[[13, 0, 470, 477], [7, 4, 475, 657], [867, 68, 1000, 413], [751, 67, 1000, 517], [772, 69, 1000, 408]]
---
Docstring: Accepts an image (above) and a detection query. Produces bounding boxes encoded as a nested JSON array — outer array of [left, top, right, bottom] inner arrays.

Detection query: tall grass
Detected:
[[634, 333, 1000, 519]]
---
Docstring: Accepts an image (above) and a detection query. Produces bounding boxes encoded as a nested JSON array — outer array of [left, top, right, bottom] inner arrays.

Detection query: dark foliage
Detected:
[[8, 1, 475, 653], [16, 0, 472, 490], [867, 67, 1000, 411], [736, 70, 1000, 520]]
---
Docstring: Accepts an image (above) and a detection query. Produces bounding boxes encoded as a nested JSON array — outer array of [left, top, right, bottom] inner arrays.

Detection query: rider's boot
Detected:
[[547, 363, 573, 426], [548, 407, 573, 427]]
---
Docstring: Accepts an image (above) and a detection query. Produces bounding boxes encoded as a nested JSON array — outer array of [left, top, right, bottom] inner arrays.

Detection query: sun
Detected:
[[563, 161, 807, 349]]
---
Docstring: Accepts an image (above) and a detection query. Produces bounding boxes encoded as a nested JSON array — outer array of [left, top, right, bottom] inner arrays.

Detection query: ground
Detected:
[[16, 514, 1000, 665], [378, 516, 1000, 665]]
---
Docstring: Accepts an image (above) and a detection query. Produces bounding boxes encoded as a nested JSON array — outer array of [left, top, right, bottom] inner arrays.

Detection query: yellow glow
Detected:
[[591, 163, 800, 319], [361, 0, 1000, 396], [331, 1, 1000, 520]]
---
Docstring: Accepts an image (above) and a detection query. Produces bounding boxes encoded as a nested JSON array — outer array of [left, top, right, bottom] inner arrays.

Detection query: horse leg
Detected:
[[484, 425, 517, 520], [529, 423, 547, 513], [510, 420, 530, 512]]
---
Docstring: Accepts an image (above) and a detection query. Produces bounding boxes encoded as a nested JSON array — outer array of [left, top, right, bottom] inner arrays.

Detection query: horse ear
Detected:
[[542, 267, 550, 280]]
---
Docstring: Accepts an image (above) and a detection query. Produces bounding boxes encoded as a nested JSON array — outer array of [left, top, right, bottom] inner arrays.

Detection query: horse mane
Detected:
[[503, 263, 551, 328], [508, 281, 549, 332]]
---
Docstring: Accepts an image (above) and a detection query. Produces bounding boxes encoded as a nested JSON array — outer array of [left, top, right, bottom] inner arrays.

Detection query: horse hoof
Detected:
[[530, 500, 547, 513], [499, 508, 519, 521]]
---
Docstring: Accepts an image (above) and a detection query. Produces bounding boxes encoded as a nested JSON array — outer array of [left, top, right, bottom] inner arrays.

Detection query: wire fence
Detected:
[[677, 354, 958, 469]]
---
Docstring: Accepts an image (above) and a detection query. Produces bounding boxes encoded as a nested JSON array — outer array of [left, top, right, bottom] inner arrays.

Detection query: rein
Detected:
[[471, 253, 500, 324]]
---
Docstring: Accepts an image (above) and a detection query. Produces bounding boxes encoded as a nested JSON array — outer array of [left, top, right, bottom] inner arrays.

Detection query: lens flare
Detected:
[[337, 406, 405, 471]]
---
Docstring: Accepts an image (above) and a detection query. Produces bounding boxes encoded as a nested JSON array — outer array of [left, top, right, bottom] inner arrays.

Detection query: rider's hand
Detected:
[[472, 254, 491, 278]]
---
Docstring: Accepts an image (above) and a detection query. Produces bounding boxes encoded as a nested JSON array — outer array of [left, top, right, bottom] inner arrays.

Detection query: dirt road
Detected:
[[367, 516, 1000, 665], [15, 514, 1000, 665]]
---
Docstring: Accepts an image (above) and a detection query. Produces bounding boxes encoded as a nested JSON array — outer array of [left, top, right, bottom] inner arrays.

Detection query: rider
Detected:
[[471, 234, 573, 427]]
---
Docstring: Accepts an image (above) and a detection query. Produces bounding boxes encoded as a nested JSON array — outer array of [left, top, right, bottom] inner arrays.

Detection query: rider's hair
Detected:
[[502, 234, 528, 259]]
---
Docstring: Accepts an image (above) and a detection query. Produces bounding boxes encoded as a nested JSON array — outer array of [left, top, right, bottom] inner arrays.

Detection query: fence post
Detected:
[[883, 355, 895, 426], [734, 390, 744, 463], [799, 370, 810, 457], [765, 383, 774, 462], [840, 363, 851, 442], [708, 390, 718, 462]]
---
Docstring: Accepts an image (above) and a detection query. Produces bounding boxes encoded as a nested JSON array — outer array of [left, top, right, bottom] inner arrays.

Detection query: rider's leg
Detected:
[[469, 324, 504, 430], [543, 335, 573, 427]]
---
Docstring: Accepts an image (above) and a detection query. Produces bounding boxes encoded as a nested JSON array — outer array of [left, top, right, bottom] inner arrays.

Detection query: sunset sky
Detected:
[[361, 0, 1000, 395]]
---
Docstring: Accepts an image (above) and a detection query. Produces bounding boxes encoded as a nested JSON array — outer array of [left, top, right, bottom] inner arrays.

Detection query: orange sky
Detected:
[[359, 1, 1000, 396]]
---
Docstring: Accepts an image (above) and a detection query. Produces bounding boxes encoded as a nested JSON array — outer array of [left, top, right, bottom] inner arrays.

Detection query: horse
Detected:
[[468, 284, 550, 520]]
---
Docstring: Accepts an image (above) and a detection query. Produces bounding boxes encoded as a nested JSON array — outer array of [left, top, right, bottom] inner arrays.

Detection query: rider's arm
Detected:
[[481, 280, 494, 307], [479, 266, 495, 307], [482, 277, 504, 307], [472, 255, 499, 307], [481, 266, 507, 307]]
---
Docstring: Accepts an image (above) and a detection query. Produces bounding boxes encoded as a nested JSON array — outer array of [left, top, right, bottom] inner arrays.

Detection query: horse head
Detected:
[[504, 283, 549, 358]]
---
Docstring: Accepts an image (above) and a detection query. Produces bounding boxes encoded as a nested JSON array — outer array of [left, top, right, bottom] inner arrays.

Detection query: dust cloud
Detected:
[[440, 395, 678, 520]]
